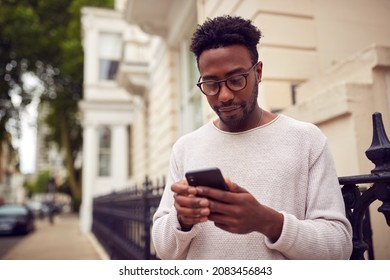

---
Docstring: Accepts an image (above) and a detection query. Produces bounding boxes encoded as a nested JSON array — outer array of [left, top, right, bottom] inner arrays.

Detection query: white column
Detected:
[[80, 125, 97, 233]]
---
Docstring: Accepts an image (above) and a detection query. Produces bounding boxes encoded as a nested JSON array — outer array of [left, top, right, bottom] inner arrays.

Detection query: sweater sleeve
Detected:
[[151, 146, 202, 259], [265, 142, 353, 259]]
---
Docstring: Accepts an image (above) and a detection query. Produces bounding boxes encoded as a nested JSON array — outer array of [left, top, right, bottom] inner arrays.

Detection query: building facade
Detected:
[[80, 0, 390, 258], [79, 6, 144, 233]]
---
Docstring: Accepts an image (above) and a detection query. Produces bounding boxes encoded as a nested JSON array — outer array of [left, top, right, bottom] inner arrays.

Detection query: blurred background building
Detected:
[[0, 134, 24, 204], [79, 0, 390, 258]]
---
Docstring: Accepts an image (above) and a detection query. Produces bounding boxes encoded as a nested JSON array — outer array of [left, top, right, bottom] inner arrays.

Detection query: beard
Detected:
[[214, 85, 259, 129]]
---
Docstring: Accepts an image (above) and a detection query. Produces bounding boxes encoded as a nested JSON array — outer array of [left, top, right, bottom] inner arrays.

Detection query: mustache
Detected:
[[214, 101, 244, 111]]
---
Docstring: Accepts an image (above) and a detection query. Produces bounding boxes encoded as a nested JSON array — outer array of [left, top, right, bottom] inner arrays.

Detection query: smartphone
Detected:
[[185, 167, 229, 191]]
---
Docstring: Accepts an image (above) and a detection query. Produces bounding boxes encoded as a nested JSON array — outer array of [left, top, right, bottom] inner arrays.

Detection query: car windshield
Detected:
[[0, 205, 28, 216]]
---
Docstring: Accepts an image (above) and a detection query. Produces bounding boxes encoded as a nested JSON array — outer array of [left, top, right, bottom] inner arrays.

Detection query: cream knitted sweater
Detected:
[[152, 115, 352, 259]]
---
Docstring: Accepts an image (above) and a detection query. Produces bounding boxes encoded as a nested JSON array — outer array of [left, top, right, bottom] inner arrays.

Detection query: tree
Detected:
[[0, 0, 39, 179], [0, 0, 114, 208], [24, 169, 51, 195]]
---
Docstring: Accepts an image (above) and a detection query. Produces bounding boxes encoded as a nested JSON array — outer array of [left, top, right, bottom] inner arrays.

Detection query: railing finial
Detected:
[[365, 112, 390, 174]]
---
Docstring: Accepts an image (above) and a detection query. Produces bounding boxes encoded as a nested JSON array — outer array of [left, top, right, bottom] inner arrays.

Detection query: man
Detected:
[[152, 15, 352, 259]]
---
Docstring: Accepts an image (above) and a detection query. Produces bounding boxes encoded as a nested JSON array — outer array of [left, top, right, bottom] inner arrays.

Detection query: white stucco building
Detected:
[[80, 0, 390, 258], [79, 5, 151, 233]]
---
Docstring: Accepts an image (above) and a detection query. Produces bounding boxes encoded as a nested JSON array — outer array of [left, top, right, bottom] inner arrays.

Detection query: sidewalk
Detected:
[[1, 213, 108, 260]]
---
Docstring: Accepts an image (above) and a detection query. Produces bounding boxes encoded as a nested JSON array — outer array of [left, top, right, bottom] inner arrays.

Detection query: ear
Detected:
[[255, 61, 263, 83]]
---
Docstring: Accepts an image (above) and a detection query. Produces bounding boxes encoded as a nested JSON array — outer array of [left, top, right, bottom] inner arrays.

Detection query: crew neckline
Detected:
[[211, 114, 282, 135]]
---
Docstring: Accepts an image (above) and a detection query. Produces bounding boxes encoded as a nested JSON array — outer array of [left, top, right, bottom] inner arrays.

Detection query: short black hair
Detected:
[[190, 15, 262, 65]]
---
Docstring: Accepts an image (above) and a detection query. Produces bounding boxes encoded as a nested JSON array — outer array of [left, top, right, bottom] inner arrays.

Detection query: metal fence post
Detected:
[[143, 176, 152, 260], [365, 112, 390, 227], [339, 112, 390, 259]]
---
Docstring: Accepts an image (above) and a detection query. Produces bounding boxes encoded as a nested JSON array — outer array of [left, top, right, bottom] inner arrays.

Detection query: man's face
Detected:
[[197, 45, 262, 132]]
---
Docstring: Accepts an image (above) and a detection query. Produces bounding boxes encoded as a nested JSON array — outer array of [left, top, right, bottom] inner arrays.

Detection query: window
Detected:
[[99, 60, 119, 80], [127, 125, 133, 177], [99, 33, 122, 80], [187, 47, 203, 128], [98, 126, 111, 177], [179, 40, 203, 135]]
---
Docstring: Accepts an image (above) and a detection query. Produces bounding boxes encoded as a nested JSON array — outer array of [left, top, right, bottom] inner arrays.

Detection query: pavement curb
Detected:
[[86, 232, 110, 260]]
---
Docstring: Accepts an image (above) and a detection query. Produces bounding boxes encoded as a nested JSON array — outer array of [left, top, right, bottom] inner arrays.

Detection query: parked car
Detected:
[[0, 204, 35, 235]]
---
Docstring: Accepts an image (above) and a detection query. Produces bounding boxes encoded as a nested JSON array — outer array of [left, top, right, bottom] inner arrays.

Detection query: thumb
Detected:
[[225, 177, 247, 193], [180, 179, 189, 185]]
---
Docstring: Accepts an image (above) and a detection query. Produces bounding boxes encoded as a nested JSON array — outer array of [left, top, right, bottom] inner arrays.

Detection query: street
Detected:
[[0, 213, 105, 260], [0, 235, 24, 258]]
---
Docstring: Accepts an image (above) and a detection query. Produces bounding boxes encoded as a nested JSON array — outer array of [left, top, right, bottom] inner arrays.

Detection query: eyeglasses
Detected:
[[196, 62, 259, 96]]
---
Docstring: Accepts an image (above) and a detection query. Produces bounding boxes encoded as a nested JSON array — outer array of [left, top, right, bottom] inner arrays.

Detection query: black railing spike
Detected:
[[365, 112, 390, 174]]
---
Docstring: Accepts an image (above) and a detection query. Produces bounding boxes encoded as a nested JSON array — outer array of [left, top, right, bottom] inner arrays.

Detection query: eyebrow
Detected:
[[201, 66, 248, 81]]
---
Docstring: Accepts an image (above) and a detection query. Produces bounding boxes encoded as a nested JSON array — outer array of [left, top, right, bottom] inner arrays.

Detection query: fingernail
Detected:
[[188, 187, 197, 195], [199, 199, 208, 207]]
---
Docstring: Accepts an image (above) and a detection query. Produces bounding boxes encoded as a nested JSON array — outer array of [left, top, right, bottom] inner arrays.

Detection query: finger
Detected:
[[196, 186, 232, 203], [175, 201, 210, 227], [174, 194, 210, 209], [178, 213, 208, 226], [207, 199, 243, 217], [171, 180, 197, 195], [174, 202, 210, 217], [209, 214, 242, 234], [209, 213, 238, 230]]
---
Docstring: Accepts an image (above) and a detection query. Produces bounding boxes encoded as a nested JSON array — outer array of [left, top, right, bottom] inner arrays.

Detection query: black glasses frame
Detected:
[[196, 62, 259, 96]]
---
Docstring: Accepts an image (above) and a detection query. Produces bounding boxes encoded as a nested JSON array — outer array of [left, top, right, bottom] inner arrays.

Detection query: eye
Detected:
[[202, 81, 218, 90], [228, 75, 245, 86]]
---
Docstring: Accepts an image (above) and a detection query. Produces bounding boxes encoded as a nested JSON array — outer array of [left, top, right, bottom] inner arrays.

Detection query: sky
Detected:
[[19, 102, 38, 174], [12, 73, 41, 175]]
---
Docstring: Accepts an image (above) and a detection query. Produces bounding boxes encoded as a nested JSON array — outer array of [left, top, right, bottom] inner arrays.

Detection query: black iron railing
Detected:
[[92, 112, 390, 260], [339, 112, 390, 259], [92, 177, 164, 259]]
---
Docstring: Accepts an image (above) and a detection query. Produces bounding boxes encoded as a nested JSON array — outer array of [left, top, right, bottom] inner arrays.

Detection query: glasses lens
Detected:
[[197, 62, 257, 95], [226, 75, 246, 91], [200, 81, 219, 95]]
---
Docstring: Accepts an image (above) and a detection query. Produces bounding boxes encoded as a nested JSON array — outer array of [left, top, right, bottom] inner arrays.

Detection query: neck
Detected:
[[217, 107, 264, 132], [257, 107, 264, 127]]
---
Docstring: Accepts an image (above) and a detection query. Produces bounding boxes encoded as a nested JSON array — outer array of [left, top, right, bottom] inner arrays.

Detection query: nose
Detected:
[[218, 81, 234, 102]]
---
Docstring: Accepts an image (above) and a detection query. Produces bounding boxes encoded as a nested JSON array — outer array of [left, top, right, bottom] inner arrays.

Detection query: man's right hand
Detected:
[[171, 180, 210, 231]]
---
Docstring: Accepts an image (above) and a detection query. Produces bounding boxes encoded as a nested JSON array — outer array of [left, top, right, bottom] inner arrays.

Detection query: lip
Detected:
[[218, 105, 241, 112], [218, 105, 242, 117]]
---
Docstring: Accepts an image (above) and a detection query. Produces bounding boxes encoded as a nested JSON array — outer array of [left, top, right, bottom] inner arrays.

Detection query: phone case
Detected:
[[185, 167, 229, 191]]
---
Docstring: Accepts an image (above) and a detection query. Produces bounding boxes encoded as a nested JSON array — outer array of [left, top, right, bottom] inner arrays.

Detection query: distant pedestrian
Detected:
[[47, 202, 55, 225], [47, 177, 56, 225]]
